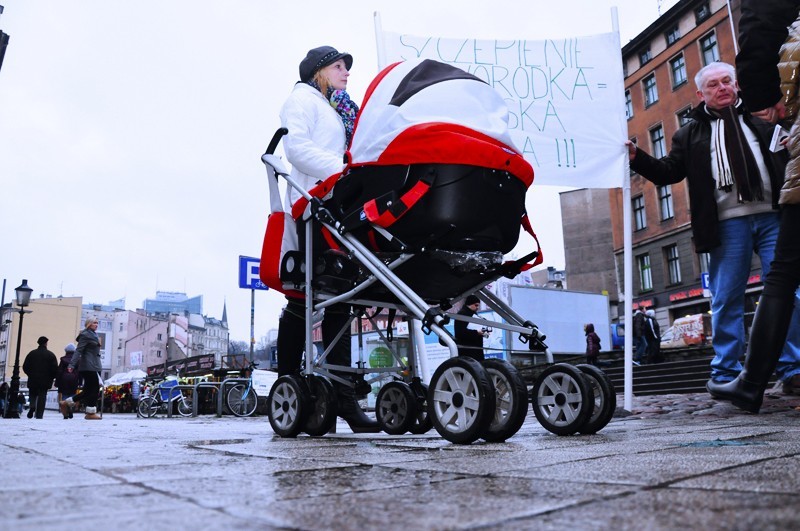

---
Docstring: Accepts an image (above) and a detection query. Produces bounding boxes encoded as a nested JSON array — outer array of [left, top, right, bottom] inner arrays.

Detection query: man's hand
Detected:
[[752, 101, 786, 124], [625, 140, 637, 161]]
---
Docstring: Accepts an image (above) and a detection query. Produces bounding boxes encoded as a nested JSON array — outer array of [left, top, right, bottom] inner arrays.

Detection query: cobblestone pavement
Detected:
[[623, 386, 800, 419]]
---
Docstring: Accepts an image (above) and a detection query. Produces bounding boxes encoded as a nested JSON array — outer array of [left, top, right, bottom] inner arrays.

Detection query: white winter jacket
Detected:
[[279, 83, 347, 208]]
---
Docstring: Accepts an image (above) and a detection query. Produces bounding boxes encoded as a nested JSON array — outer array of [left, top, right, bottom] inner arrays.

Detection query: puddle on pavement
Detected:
[[186, 439, 251, 446], [679, 439, 768, 448]]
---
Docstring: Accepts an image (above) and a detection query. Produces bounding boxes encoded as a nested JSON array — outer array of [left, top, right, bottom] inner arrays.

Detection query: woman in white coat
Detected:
[[276, 45, 378, 433]]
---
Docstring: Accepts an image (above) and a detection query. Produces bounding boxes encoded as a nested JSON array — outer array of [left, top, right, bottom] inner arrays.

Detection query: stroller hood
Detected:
[[347, 58, 533, 187]]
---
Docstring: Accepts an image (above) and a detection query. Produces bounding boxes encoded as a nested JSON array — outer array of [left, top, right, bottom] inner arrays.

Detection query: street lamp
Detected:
[[3, 279, 32, 419]]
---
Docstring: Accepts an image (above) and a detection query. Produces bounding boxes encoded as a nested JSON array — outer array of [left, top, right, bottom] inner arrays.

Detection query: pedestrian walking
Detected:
[[632, 309, 648, 364], [584, 323, 602, 366], [60, 317, 103, 420], [645, 310, 663, 364], [22, 336, 58, 419], [55, 343, 80, 419]]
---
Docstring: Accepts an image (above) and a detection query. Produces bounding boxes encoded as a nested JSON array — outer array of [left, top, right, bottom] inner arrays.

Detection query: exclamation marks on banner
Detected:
[[555, 138, 577, 168]]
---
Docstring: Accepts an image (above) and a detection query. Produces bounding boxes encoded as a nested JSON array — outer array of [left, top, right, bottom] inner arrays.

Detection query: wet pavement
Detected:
[[2, 388, 800, 530]]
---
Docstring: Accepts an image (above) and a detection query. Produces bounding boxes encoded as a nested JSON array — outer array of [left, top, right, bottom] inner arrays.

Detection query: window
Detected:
[[644, 74, 658, 107], [700, 33, 719, 65], [639, 47, 652, 66], [118, 339, 122, 349], [665, 245, 682, 285], [119, 322, 123, 332], [658, 185, 674, 220], [625, 90, 633, 119], [650, 125, 666, 159], [695, 2, 711, 24], [156, 350, 162, 358], [677, 106, 693, 127], [670, 54, 687, 88], [665, 25, 681, 46], [638, 254, 653, 292], [699, 252, 711, 273], [157, 333, 162, 341], [633, 195, 647, 231]]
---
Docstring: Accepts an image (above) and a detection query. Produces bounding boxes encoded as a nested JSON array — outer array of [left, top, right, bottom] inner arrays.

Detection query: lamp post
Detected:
[[3, 279, 32, 419]]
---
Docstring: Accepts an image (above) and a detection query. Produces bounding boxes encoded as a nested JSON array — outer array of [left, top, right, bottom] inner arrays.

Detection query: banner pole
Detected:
[[611, 6, 633, 412], [373, 11, 387, 70]]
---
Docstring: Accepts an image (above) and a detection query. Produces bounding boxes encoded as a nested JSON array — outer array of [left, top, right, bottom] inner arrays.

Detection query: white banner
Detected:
[[380, 31, 627, 188]]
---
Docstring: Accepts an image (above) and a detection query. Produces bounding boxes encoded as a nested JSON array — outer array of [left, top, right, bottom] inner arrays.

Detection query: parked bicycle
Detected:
[[137, 376, 193, 418], [226, 361, 259, 417]]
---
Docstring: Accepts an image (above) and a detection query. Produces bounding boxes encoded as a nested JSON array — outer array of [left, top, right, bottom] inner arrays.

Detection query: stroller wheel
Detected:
[[428, 357, 495, 445], [532, 363, 593, 436], [407, 382, 433, 434], [376, 381, 417, 435], [576, 364, 616, 434], [302, 375, 337, 437], [267, 375, 311, 438], [480, 359, 528, 442]]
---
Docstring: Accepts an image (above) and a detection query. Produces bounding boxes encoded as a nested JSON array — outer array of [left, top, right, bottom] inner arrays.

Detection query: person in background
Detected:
[[454, 295, 488, 362], [632, 309, 648, 365], [707, 0, 800, 412], [22, 336, 58, 419], [55, 343, 80, 419], [275, 45, 378, 433], [61, 317, 103, 420], [626, 62, 800, 394], [645, 310, 663, 364], [0, 382, 9, 417], [584, 323, 602, 366]]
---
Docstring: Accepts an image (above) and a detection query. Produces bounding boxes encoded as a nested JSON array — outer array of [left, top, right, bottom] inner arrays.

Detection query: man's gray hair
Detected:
[[694, 62, 736, 90]]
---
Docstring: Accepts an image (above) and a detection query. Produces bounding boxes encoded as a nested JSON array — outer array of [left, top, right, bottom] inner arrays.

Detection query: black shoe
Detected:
[[26, 409, 33, 419], [706, 293, 796, 414], [334, 382, 380, 433], [707, 377, 762, 413]]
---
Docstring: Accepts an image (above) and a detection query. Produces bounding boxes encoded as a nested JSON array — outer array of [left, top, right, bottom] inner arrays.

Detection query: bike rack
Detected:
[[138, 377, 255, 418], [164, 384, 196, 418], [191, 381, 221, 417], [216, 377, 251, 418]]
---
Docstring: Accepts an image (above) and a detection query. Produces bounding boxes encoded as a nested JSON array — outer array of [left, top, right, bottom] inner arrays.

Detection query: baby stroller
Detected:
[[260, 59, 615, 444]]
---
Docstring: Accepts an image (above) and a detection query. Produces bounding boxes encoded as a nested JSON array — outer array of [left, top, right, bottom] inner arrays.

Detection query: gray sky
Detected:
[[0, 0, 677, 342]]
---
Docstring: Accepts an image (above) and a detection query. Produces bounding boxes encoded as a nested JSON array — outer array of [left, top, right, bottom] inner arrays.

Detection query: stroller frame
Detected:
[[261, 128, 613, 444]]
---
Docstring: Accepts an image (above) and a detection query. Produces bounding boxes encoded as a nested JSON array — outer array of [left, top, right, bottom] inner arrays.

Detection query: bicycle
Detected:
[[137, 377, 193, 418], [226, 361, 259, 417]]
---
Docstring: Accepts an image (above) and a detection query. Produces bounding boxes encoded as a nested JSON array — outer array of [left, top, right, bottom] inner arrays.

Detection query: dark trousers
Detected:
[[277, 297, 352, 376], [76, 371, 100, 408], [763, 204, 800, 299], [28, 387, 48, 419]]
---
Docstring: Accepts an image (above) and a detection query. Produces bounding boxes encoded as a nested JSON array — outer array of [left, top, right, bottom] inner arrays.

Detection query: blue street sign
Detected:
[[700, 272, 709, 290], [238, 255, 268, 290]]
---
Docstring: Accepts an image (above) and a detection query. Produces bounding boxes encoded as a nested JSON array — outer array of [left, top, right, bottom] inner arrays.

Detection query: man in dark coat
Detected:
[[626, 61, 800, 393], [454, 295, 487, 362], [22, 336, 58, 419]]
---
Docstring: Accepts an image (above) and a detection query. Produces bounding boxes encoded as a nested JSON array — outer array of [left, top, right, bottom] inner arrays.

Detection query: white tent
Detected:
[[104, 369, 148, 386]]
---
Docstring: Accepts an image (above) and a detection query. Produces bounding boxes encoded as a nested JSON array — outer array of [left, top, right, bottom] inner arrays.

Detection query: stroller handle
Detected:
[[263, 127, 288, 156]]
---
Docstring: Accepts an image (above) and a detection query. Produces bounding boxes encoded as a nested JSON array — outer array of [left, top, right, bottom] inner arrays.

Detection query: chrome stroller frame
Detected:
[[261, 128, 615, 444]]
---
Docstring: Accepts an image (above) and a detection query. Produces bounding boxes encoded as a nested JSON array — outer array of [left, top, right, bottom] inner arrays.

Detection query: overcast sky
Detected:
[[0, 0, 678, 343]]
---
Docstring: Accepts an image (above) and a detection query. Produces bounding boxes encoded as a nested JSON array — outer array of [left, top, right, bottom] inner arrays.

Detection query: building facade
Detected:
[[1, 295, 83, 385]]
